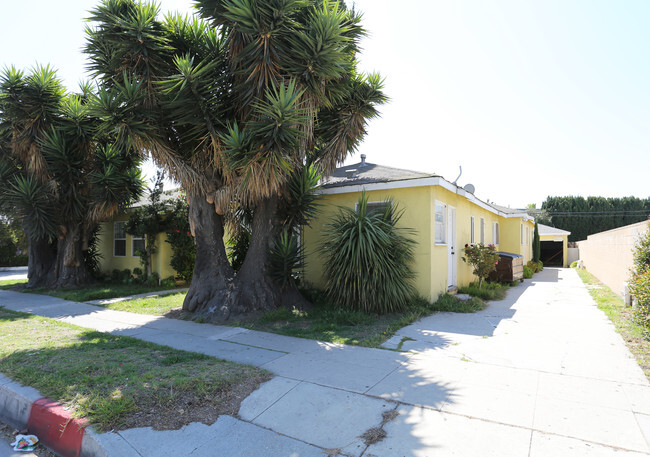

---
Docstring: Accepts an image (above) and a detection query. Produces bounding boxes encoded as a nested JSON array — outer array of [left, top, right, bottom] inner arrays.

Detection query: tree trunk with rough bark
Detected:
[[226, 197, 282, 319], [229, 197, 312, 319], [51, 225, 92, 289], [26, 236, 56, 288], [182, 195, 235, 318]]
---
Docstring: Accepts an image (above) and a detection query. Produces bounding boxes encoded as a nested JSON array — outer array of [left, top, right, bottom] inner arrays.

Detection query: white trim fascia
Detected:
[[318, 176, 529, 220]]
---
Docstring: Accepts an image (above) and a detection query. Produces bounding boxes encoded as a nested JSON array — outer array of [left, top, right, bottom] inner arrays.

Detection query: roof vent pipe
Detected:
[[360, 154, 367, 167]]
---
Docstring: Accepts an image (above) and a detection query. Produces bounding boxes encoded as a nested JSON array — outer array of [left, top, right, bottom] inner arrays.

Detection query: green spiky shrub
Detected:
[[321, 192, 417, 314], [269, 230, 301, 289]]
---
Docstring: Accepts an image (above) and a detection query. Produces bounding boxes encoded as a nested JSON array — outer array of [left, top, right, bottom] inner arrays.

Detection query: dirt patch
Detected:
[[117, 372, 272, 431], [0, 422, 57, 456]]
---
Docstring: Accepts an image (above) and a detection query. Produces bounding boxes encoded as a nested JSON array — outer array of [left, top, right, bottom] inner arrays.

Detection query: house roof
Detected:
[[320, 159, 533, 221], [538, 223, 571, 236], [321, 161, 438, 188], [489, 203, 528, 215]]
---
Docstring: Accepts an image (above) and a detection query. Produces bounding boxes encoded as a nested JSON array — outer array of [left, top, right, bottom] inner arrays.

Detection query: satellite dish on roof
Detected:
[[464, 183, 476, 194]]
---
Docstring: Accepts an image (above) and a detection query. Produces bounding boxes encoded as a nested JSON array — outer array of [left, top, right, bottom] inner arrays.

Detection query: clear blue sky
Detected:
[[2, 0, 648, 208]]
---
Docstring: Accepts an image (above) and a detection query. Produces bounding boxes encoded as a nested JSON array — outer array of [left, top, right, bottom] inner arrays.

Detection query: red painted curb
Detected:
[[27, 398, 88, 457]]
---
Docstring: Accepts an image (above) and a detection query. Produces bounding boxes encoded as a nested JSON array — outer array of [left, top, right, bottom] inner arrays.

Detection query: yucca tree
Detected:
[[0, 66, 143, 288], [85, 0, 386, 319]]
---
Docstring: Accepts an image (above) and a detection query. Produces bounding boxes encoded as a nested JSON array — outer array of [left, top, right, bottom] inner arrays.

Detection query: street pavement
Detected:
[[0, 267, 27, 282], [1, 267, 649, 456]]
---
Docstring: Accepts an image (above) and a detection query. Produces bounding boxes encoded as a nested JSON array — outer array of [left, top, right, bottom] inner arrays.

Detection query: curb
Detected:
[[0, 373, 109, 457]]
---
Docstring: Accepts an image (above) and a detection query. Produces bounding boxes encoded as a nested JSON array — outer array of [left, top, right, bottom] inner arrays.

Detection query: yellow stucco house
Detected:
[[302, 157, 535, 302], [96, 191, 178, 280], [97, 158, 535, 301]]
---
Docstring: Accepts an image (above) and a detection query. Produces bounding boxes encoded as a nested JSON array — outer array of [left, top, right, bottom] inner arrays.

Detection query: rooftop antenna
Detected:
[[452, 166, 462, 186]]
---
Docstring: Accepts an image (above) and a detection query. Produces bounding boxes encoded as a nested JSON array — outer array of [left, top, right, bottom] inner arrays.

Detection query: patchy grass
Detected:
[[22, 282, 181, 302], [0, 307, 270, 432], [231, 293, 486, 348], [458, 281, 511, 301], [429, 293, 485, 313], [0, 279, 27, 289], [90, 290, 488, 349], [94, 292, 187, 315], [576, 268, 650, 380]]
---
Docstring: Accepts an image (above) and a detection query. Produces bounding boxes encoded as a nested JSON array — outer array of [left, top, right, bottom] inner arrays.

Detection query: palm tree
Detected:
[[0, 66, 143, 288], [84, 0, 386, 318]]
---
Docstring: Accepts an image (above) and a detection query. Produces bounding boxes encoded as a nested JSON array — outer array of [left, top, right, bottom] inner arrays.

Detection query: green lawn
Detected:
[[0, 307, 270, 432], [576, 268, 650, 380], [97, 292, 188, 315], [0, 278, 27, 289], [25, 282, 183, 302], [0, 279, 182, 302]]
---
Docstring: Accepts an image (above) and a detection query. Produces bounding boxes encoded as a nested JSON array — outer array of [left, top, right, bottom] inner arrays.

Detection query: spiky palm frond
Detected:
[[5, 175, 57, 239], [314, 72, 387, 173], [85, 0, 173, 90], [280, 162, 321, 229], [0, 65, 65, 179]]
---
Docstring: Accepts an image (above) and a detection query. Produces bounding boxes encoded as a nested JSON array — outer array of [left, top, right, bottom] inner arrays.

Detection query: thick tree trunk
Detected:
[[51, 225, 92, 289], [227, 197, 282, 318], [182, 194, 235, 318], [26, 236, 56, 288], [229, 197, 311, 319]]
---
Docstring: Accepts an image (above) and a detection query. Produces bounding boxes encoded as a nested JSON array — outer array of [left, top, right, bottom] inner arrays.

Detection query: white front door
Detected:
[[447, 206, 457, 289]]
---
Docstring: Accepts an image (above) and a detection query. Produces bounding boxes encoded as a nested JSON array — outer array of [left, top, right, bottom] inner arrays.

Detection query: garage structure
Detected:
[[538, 223, 571, 267]]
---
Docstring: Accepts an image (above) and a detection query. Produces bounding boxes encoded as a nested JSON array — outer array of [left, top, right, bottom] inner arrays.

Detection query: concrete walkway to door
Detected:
[[1, 267, 649, 456]]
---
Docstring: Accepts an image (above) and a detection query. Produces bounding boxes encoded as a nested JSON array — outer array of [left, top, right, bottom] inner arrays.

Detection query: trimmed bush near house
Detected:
[[523, 265, 534, 279], [526, 260, 543, 273]]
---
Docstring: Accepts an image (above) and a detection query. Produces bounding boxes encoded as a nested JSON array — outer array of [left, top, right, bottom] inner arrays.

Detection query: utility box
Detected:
[[489, 252, 524, 282]]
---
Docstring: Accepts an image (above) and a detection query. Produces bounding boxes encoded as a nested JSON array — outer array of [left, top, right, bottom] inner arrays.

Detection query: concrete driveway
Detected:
[[1, 267, 649, 456]]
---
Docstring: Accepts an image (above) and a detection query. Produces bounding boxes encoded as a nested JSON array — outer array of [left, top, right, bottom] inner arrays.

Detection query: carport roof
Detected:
[[538, 223, 571, 236]]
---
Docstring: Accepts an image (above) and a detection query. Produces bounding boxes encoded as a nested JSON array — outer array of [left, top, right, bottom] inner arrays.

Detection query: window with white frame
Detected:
[[480, 218, 485, 244], [493, 222, 500, 245], [470, 216, 475, 244], [114, 222, 126, 257], [434, 202, 447, 244], [132, 236, 145, 257]]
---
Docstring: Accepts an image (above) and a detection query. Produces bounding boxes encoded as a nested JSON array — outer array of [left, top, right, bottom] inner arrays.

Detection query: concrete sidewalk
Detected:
[[1, 267, 650, 456]]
